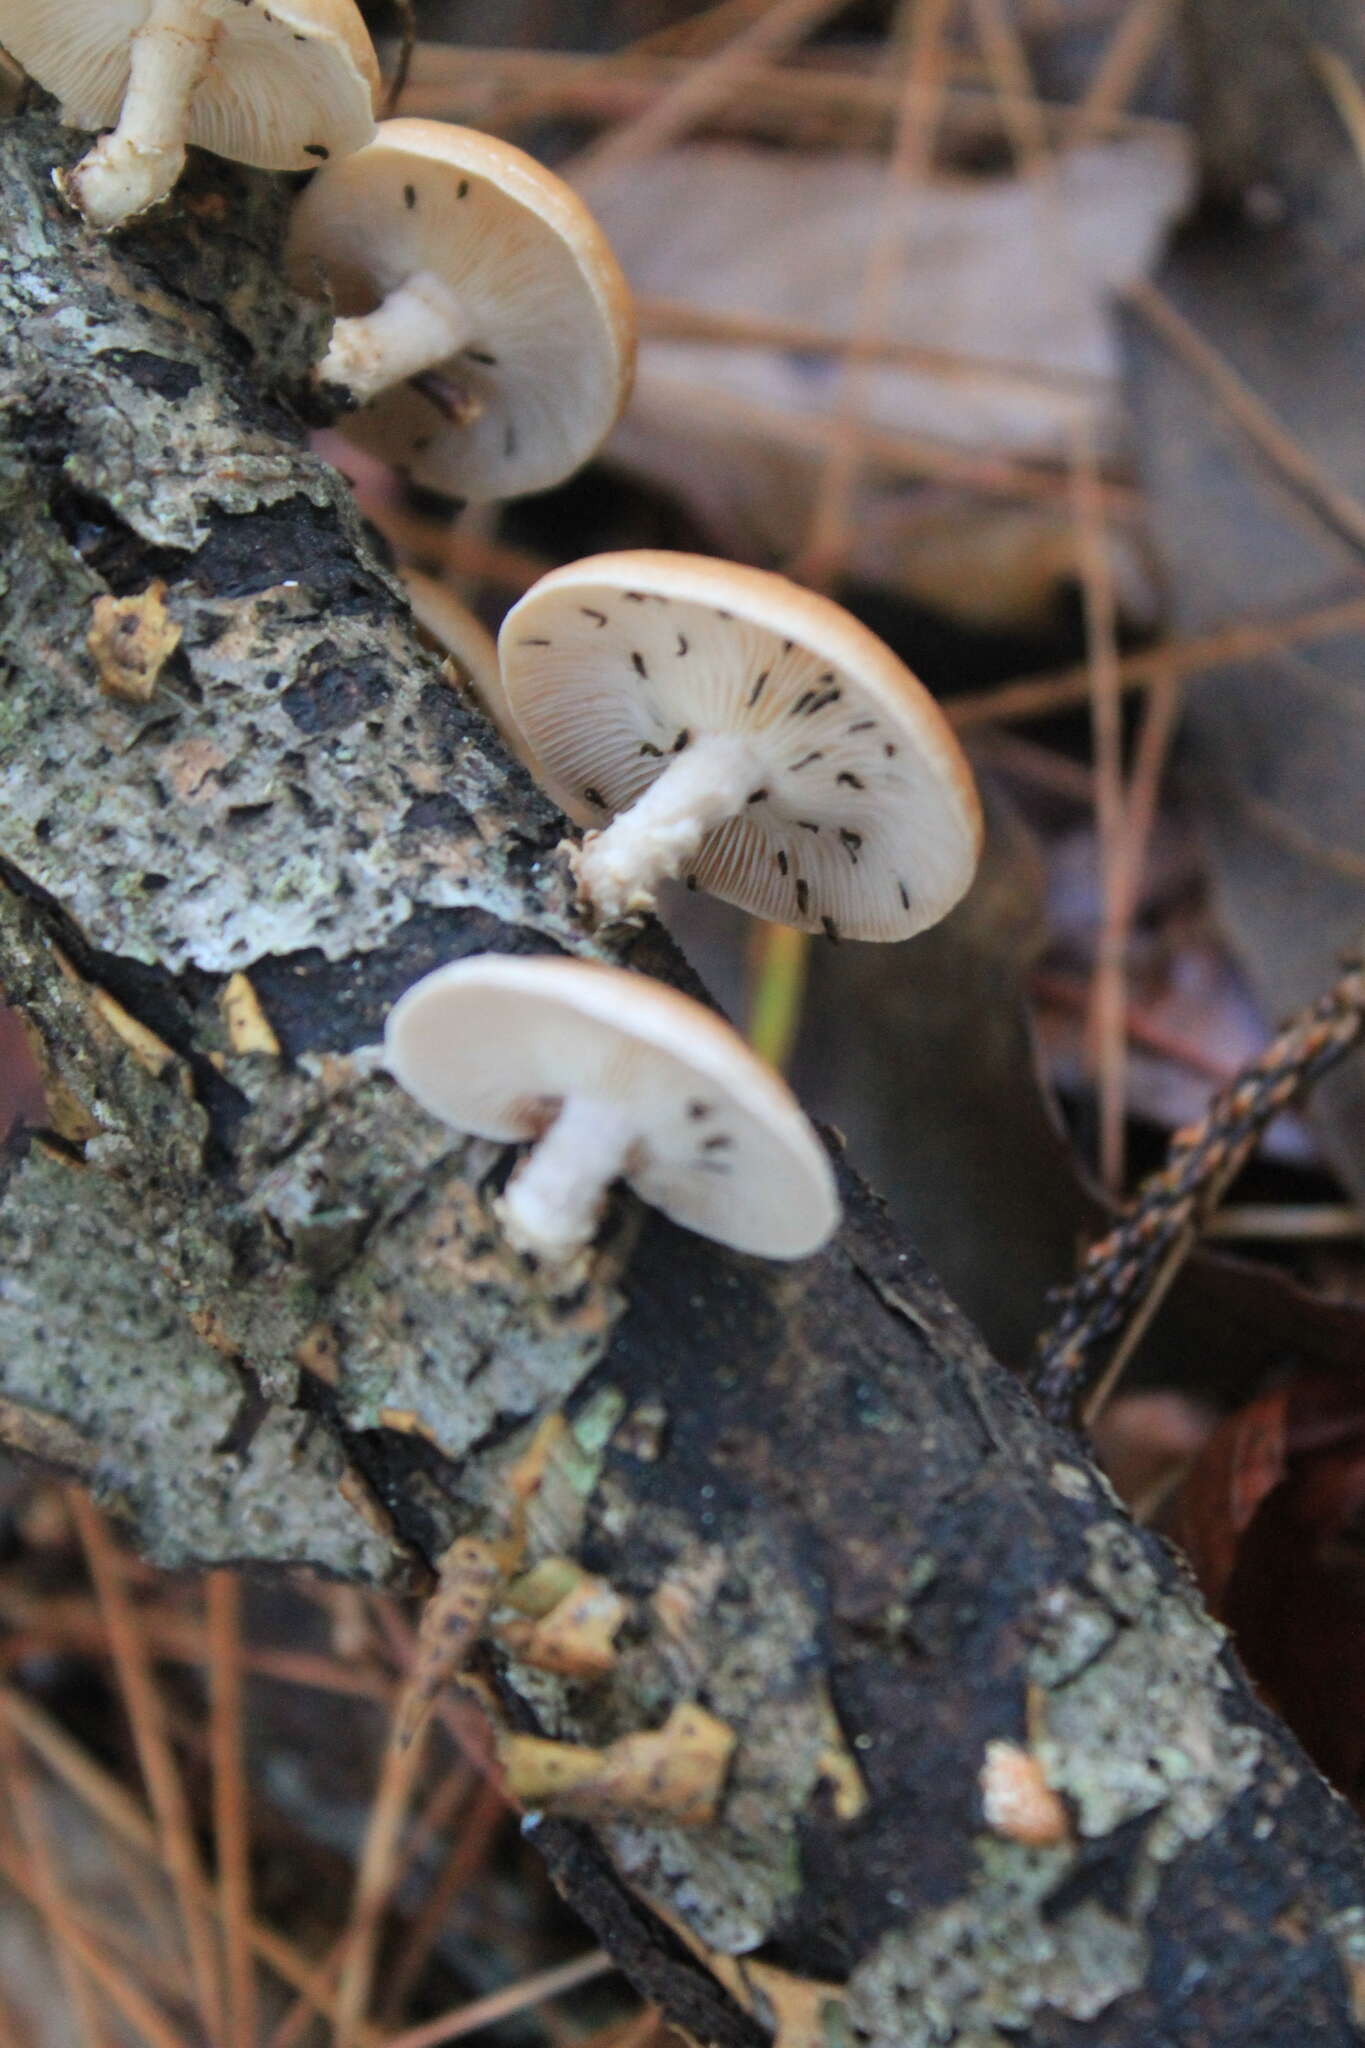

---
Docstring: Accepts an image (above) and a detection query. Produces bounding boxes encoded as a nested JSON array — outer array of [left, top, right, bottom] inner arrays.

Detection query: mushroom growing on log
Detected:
[[1, 78, 1365, 2048]]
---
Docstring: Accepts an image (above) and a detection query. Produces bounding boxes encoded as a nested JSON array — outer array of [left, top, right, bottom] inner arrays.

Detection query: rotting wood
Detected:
[[2, 106, 1365, 2048]]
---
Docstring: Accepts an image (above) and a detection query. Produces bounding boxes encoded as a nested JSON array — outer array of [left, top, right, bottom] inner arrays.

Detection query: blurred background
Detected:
[[2, 1, 1364, 2040]]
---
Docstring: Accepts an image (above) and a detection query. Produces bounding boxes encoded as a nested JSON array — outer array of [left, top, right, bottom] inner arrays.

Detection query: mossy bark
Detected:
[[2, 106, 1364, 2048]]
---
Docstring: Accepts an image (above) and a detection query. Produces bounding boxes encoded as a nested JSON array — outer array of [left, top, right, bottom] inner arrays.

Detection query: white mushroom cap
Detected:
[[2, 0, 379, 172], [402, 569, 531, 764], [285, 119, 636, 502], [499, 551, 982, 941], [384, 954, 840, 1262]]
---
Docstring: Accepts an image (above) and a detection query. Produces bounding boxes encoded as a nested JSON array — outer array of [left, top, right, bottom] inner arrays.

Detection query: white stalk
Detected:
[[318, 274, 473, 405], [571, 731, 764, 923], [64, 0, 217, 229], [498, 1095, 637, 1264]]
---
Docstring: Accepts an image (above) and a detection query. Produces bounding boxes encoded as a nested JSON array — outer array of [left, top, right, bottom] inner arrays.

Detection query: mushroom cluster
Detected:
[[0, 17, 982, 1272], [1, 0, 379, 228], [381, 554, 982, 1268]]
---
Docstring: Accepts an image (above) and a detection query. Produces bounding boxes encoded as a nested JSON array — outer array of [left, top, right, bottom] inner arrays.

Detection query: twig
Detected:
[[947, 591, 1365, 729], [1028, 969, 1236, 1081], [384, 0, 417, 118], [379, 1778, 506, 2024], [0, 1586, 397, 1700], [567, 0, 857, 187], [379, 1949, 616, 2048], [790, 0, 959, 587], [66, 1491, 225, 2042], [1031, 959, 1365, 1430], [0, 1846, 188, 2048], [1311, 44, 1365, 180], [207, 1572, 257, 2048], [635, 292, 1102, 401], [1074, 0, 1177, 133], [400, 42, 1182, 150], [1068, 418, 1131, 1192], [0, 1684, 365, 2040], [1206, 1202, 1364, 1241], [273, 1762, 477, 2046], [0, 1720, 111, 2048], [331, 1676, 437, 2048], [1127, 278, 1365, 564]]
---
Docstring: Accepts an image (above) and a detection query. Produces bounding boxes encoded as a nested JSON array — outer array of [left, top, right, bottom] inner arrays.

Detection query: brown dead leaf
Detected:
[[1173, 1372, 1365, 1801]]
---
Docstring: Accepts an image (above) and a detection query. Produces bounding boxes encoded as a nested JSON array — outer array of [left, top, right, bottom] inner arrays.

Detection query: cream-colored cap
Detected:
[[500, 551, 982, 940], [2, 0, 378, 171], [286, 120, 636, 502], [384, 954, 839, 1260]]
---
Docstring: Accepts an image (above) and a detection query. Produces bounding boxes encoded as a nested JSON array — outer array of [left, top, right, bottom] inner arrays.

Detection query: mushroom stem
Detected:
[[318, 274, 473, 405], [571, 732, 764, 922], [62, 0, 217, 230], [498, 1096, 637, 1264]]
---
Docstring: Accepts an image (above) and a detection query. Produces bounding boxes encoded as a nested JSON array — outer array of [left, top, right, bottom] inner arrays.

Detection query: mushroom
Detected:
[[384, 954, 840, 1265], [499, 550, 982, 939], [402, 569, 531, 766], [3, 0, 379, 231], [285, 119, 636, 502]]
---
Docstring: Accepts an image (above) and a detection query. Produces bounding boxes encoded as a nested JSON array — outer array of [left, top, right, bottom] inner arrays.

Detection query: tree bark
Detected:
[[1, 105, 1364, 2048]]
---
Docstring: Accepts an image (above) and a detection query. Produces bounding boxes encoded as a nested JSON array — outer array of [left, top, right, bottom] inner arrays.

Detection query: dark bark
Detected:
[[1, 96, 1364, 2047]]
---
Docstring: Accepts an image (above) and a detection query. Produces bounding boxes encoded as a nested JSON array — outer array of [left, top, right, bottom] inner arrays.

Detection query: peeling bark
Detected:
[[2, 107, 1365, 2047]]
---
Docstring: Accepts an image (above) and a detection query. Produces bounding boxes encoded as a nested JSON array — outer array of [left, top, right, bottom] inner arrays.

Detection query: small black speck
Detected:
[[581, 607, 608, 627], [624, 591, 646, 603], [688, 1100, 710, 1119], [747, 788, 768, 805], [672, 728, 690, 752], [675, 633, 689, 657], [702, 1133, 733, 1151], [303, 143, 329, 160], [798, 820, 820, 833], [640, 741, 663, 758], [848, 719, 876, 734], [521, 637, 551, 647], [404, 183, 417, 209], [795, 878, 810, 915], [685, 874, 698, 891], [837, 771, 865, 790], [792, 751, 823, 772], [822, 915, 840, 943], [885, 744, 897, 758], [748, 670, 770, 706], [458, 178, 470, 198], [840, 828, 862, 861], [584, 787, 606, 809], [898, 880, 911, 910], [465, 347, 498, 365], [631, 651, 648, 679], [777, 850, 789, 876]]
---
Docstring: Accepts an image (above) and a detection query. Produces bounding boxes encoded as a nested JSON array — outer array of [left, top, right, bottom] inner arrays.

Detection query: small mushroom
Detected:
[[3, 0, 379, 231], [402, 569, 529, 767], [499, 550, 982, 937], [285, 119, 635, 502], [383, 954, 839, 1265]]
